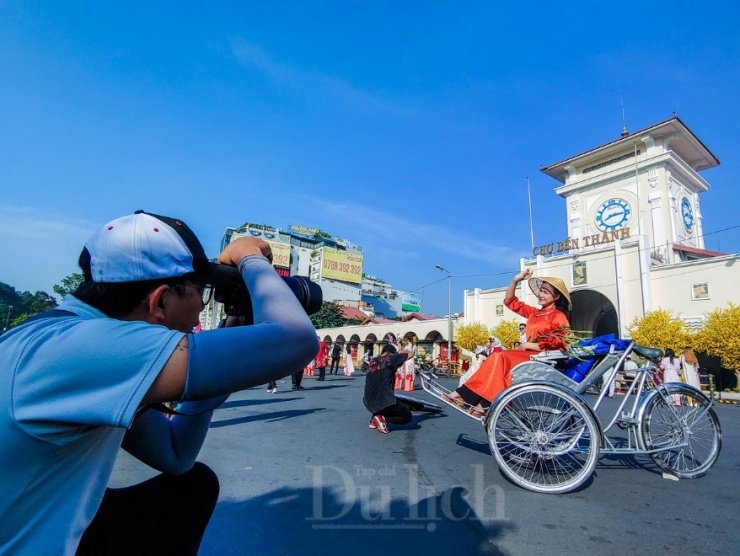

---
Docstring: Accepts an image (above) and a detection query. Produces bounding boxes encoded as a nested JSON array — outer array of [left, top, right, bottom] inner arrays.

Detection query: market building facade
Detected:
[[464, 116, 739, 337], [315, 315, 460, 364]]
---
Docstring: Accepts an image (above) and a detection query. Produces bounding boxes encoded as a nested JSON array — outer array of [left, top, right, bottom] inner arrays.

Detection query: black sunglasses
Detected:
[[174, 283, 214, 305]]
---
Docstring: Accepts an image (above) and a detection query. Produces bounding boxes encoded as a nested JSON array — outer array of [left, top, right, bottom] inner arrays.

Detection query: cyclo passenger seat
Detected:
[[632, 345, 663, 362]]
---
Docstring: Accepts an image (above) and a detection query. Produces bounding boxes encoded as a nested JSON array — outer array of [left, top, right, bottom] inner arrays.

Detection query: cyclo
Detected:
[[419, 336, 722, 494]]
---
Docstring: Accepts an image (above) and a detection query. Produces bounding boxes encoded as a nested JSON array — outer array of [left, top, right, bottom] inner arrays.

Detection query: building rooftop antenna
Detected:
[[621, 93, 629, 137]]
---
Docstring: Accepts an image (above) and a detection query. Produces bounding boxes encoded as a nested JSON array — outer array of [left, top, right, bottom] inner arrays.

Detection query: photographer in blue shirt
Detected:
[[0, 211, 318, 554]]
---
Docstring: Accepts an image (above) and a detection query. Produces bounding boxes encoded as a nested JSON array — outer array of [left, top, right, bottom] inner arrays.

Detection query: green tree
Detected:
[[9, 313, 32, 328], [20, 291, 58, 315], [310, 302, 352, 329], [693, 303, 740, 370], [1, 304, 15, 332], [1, 283, 22, 309], [1, 282, 57, 331], [54, 273, 84, 299], [627, 309, 691, 353], [1, 283, 22, 332]]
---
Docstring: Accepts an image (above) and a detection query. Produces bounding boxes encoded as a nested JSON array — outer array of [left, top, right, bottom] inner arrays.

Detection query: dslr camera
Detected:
[[212, 264, 322, 322]]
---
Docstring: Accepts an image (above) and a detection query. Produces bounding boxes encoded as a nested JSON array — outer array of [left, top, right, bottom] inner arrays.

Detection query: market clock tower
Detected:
[[540, 116, 720, 265]]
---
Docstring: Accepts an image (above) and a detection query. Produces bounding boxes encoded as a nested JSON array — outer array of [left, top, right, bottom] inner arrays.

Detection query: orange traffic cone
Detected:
[[394, 372, 404, 390], [403, 373, 415, 391]]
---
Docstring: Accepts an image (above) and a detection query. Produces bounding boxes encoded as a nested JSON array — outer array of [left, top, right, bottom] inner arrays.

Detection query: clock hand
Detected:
[[604, 211, 624, 222]]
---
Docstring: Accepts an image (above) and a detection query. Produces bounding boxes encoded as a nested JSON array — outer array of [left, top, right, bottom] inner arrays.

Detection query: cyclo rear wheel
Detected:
[[487, 384, 600, 494], [641, 384, 721, 478]]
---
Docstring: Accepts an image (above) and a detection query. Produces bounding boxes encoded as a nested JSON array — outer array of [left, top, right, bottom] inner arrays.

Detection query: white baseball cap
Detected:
[[84, 211, 215, 283]]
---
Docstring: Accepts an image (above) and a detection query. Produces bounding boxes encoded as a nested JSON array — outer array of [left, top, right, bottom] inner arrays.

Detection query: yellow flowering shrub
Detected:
[[491, 320, 522, 350], [454, 322, 492, 352], [693, 303, 740, 370], [627, 309, 691, 353]]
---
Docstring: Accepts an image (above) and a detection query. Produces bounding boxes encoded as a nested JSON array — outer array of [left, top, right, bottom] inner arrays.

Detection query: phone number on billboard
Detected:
[[323, 260, 361, 274]]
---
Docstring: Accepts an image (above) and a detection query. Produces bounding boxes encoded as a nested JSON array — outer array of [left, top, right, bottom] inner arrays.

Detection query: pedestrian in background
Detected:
[[660, 348, 682, 404], [680, 347, 702, 391], [291, 367, 304, 390], [329, 342, 341, 374], [602, 366, 616, 398], [402, 338, 417, 391], [343, 344, 355, 376], [619, 355, 638, 394], [660, 349, 681, 384], [316, 337, 329, 381], [490, 337, 504, 353]]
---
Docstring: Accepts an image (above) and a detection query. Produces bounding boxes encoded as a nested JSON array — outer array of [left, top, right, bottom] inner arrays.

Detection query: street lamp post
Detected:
[[435, 265, 452, 372], [3, 305, 13, 333]]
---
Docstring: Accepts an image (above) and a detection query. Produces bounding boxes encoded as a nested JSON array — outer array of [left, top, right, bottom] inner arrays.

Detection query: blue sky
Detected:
[[2, 1, 739, 316]]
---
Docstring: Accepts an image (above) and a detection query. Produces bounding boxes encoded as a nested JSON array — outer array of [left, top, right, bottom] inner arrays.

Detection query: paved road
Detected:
[[112, 374, 739, 555]]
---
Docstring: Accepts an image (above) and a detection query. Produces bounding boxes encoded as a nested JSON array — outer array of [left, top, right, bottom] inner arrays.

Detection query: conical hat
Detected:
[[528, 276, 572, 310]]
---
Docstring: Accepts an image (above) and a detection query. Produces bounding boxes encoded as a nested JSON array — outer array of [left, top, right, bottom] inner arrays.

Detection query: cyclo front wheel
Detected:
[[641, 384, 721, 479], [487, 384, 600, 494]]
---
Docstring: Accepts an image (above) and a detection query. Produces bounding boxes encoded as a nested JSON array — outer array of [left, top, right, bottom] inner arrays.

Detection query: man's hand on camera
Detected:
[[219, 237, 273, 266], [223, 316, 249, 328]]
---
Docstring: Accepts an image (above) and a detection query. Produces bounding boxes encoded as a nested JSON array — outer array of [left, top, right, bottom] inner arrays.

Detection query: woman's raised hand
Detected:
[[514, 268, 532, 283]]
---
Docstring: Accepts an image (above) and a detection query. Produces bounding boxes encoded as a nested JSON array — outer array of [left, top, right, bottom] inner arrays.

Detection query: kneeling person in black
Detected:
[[363, 344, 414, 434]]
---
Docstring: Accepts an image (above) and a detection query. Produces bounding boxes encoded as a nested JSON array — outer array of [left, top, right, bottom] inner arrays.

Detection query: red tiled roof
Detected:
[[339, 306, 371, 320], [360, 317, 398, 325], [401, 312, 440, 321], [672, 244, 726, 257]]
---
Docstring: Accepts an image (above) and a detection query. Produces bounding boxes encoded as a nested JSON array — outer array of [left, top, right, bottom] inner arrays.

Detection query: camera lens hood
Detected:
[[211, 262, 322, 319]]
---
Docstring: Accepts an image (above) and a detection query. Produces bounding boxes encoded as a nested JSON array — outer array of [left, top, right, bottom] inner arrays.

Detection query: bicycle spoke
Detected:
[[642, 386, 721, 478], [489, 385, 598, 493]]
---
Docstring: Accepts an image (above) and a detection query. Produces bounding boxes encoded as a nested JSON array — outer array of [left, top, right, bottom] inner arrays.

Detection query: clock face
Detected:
[[681, 197, 694, 232], [595, 198, 631, 232]]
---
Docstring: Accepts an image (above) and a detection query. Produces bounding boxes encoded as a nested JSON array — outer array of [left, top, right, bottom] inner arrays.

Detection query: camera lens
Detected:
[[212, 264, 322, 319], [282, 276, 323, 315]]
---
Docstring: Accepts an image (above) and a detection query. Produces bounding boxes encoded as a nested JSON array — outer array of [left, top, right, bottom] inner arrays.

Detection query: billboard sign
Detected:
[[401, 292, 420, 313], [266, 240, 291, 269], [230, 234, 291, 271], [321, 248, 363, 284], [290, 225, 320, 237]]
